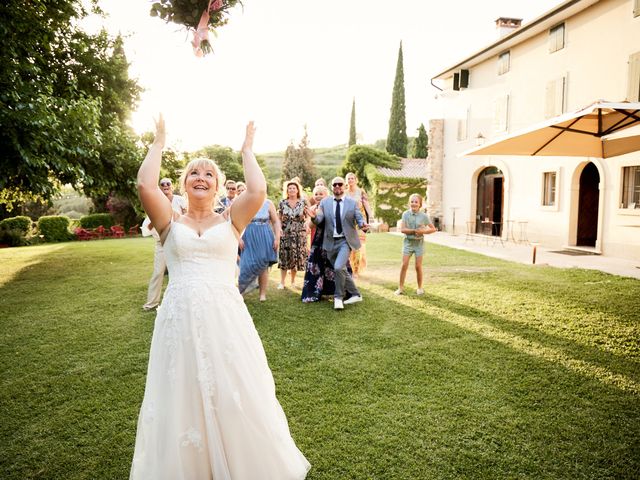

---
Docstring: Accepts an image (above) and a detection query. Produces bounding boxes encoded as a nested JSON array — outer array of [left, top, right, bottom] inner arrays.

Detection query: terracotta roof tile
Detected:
[[376, 158, 428, 178]]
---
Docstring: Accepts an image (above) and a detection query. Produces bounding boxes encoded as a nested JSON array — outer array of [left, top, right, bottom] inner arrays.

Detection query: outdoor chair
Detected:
[[74, 227, 95, 241], [110, 225, 125, 238], [128, 224, 140, 237], [93, 225, 109, 238]]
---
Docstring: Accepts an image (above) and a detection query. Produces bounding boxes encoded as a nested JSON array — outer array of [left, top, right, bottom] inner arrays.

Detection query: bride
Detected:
[[130, 116, 310, 479]]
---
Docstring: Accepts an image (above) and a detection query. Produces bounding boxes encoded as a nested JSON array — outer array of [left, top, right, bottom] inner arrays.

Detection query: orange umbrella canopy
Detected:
[[465, 101, 640, 158]]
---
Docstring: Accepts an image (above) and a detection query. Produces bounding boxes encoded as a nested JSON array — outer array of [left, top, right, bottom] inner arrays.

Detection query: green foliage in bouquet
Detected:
[[150, 0, 242, 53]]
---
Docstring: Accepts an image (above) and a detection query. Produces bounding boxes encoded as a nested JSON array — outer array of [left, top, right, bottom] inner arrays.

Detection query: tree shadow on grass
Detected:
[[257, 285, 640, 480], [358, 274, 640, 395]]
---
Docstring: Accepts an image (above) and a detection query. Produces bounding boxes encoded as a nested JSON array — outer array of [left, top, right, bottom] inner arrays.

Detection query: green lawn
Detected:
[[1, 235, 638, 479]]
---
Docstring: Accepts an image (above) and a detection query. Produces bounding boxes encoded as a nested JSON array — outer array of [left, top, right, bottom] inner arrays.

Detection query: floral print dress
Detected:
[[278, 199, 308, 271]]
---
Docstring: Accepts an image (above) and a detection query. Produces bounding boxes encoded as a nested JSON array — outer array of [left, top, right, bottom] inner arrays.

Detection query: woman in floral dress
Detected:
[[277, 179, 308, 289]]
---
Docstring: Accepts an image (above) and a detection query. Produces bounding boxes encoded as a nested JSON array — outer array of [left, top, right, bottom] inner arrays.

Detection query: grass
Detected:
[[1, 234, 639, 479]]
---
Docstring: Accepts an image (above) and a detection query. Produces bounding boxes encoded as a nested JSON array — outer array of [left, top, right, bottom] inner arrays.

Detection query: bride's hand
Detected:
[[242, 121, 256, 152], [153, 113, 166, 149]]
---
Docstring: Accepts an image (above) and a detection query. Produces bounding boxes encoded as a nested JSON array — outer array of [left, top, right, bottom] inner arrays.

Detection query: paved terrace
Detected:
[[389, 231, 640, 280]]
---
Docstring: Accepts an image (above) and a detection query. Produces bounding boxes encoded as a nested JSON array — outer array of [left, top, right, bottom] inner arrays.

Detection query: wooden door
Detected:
[[577, 163, 599, 246]]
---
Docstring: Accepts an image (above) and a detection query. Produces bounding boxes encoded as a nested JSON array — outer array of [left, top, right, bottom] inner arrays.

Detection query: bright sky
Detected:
[[86, 0, 562, 153]]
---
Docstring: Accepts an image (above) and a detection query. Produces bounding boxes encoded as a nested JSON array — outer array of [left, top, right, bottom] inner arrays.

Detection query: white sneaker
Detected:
[[394, 289, 404, 296], [276, 283, 285, 290], [416, 288, 425, 295], [343, 295, 363, 305], [334, 298, 344, 310]]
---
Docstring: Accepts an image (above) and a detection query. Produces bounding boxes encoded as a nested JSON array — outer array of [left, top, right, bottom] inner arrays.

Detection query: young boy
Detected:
[[396, 194, 437, 295]]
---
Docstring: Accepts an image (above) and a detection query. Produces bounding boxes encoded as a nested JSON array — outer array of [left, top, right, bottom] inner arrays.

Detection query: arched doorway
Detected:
[[476, 166, 504, 236], [576, 162, 600, 246]]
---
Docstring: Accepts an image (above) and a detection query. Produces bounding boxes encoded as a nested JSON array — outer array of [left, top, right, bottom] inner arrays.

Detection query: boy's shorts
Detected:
[[403, 238, 424, 257]]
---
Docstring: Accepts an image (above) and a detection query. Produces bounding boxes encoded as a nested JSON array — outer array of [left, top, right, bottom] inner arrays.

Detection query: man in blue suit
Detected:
[[309, 176, 369, 310]]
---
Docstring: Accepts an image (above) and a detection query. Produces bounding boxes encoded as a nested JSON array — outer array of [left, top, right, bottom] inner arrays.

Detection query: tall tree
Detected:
[[386, 41, 408, 157], [413, 123, 428, 158], [281, 126, 317, 187], [0, 1, 142, 212], [348, 98, 357, 147]]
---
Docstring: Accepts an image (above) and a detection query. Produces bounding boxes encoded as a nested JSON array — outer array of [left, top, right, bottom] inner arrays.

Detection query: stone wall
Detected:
[[426, 119, 444, 228]]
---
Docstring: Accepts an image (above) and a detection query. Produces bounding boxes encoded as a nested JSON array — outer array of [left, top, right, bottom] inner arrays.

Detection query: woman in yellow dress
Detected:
[[344, 172, 372, 278]]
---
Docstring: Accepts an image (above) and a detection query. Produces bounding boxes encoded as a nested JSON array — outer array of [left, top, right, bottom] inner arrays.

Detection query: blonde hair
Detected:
[[282, 179, 302, 199], [409, 193, 424, 207], [179, 157, 225, 206], [312, 185, 328, 197]]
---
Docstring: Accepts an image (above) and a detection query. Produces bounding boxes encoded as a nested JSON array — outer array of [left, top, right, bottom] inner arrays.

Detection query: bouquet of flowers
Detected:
[[150, 0, 241, 56]]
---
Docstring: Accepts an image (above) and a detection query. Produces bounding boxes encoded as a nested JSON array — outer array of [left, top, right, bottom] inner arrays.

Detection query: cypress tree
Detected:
[[348, 98, 357, 147], [413, 123, 428, 158], [386, 42, 408, 157]]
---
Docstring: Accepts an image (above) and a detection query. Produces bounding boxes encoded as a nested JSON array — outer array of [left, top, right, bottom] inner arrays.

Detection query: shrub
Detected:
[[0, 228, 30, 247], [0, 216, 32, 236], [80, 213, 114, 229], [38, 216, 73, 242], [105, 194, 139, 230]]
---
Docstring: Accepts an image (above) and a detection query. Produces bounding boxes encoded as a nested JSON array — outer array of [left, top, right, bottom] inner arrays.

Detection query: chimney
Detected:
[[495, 17, 522, 37]]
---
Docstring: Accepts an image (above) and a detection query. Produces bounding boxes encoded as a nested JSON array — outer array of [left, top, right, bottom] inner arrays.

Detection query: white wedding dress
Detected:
[[130, 219, 310, 479]]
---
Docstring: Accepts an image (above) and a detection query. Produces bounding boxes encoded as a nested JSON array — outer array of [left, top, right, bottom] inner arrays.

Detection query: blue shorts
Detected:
[[403, 238, 424, 257]]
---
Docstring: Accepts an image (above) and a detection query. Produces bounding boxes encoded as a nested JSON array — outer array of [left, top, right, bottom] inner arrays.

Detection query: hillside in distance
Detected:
[[260, 144, 349, 185]]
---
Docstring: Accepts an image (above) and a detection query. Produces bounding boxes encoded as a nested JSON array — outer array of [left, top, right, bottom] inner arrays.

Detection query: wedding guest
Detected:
[[277, 179, 308, 289], [236, 181, 247, 195], [395, 193, 436, 296], [219, 179, 237, 208], [239, 198, 281, 301], [142, 177, 187, 311], [301, 185, 353, 303], [308, 176, 368, 310], [131, 117, 310, 479], [345, 172, 372, 278], [309, 178, 327, 206]]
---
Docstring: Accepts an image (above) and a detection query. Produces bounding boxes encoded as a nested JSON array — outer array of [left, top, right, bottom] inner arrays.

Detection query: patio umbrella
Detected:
[[463, 101, 640, 158]]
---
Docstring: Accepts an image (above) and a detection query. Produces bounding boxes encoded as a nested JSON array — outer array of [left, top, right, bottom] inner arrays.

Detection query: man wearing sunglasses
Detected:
[[142, 178, 187, 311], [219, 179, 238, 210], [307, 176, 369, 310]]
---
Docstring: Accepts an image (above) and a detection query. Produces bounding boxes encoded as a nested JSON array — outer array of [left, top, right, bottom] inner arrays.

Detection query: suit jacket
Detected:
[[314, 196, 365, 251]]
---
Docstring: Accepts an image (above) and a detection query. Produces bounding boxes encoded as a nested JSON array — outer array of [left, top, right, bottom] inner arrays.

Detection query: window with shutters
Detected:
[[628, 52, 640, 102], [457, 108, 469, 141], [542, 172, 557, 206], [493, 95, 509, 133], [621, 166, 640, 209], [549, 23, 565, 53], [545, 76, 566, 118], [498, 51, 510, 75]]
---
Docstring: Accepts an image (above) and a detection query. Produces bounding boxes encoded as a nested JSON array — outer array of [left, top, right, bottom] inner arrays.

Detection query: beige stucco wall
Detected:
[[435, 0, 640, 259]]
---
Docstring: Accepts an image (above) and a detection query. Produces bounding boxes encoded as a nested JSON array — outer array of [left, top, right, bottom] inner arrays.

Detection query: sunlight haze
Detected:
[[87, 0, 563, 153]]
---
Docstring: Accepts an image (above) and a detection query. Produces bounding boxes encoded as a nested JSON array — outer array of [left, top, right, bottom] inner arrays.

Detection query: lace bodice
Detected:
[[163, 220, 238, 287]]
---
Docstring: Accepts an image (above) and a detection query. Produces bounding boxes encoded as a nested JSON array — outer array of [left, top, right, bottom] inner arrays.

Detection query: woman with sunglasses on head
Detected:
[[130, 116, 310, 479], [141, 177, 187, 311], [344, 172, 372, 278], [277, 179, 309, 290]]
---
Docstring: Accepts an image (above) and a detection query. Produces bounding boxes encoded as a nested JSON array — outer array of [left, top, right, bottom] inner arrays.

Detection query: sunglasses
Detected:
[[227, 187, 237, 190], [160, 182, 171, 187], [332, 183, 344, 187]]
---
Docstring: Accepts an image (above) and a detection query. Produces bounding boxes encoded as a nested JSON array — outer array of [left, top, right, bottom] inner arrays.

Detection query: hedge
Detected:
[[38, 216, 73, 242], [0, 216, 32, 236], [0, 228, 30, 247], [80, 213, 114, 229]]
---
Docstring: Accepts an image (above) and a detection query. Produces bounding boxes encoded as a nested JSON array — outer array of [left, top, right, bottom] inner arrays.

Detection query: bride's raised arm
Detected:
[[137, 114, 173, 237], [230, 121, 267, 231]]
